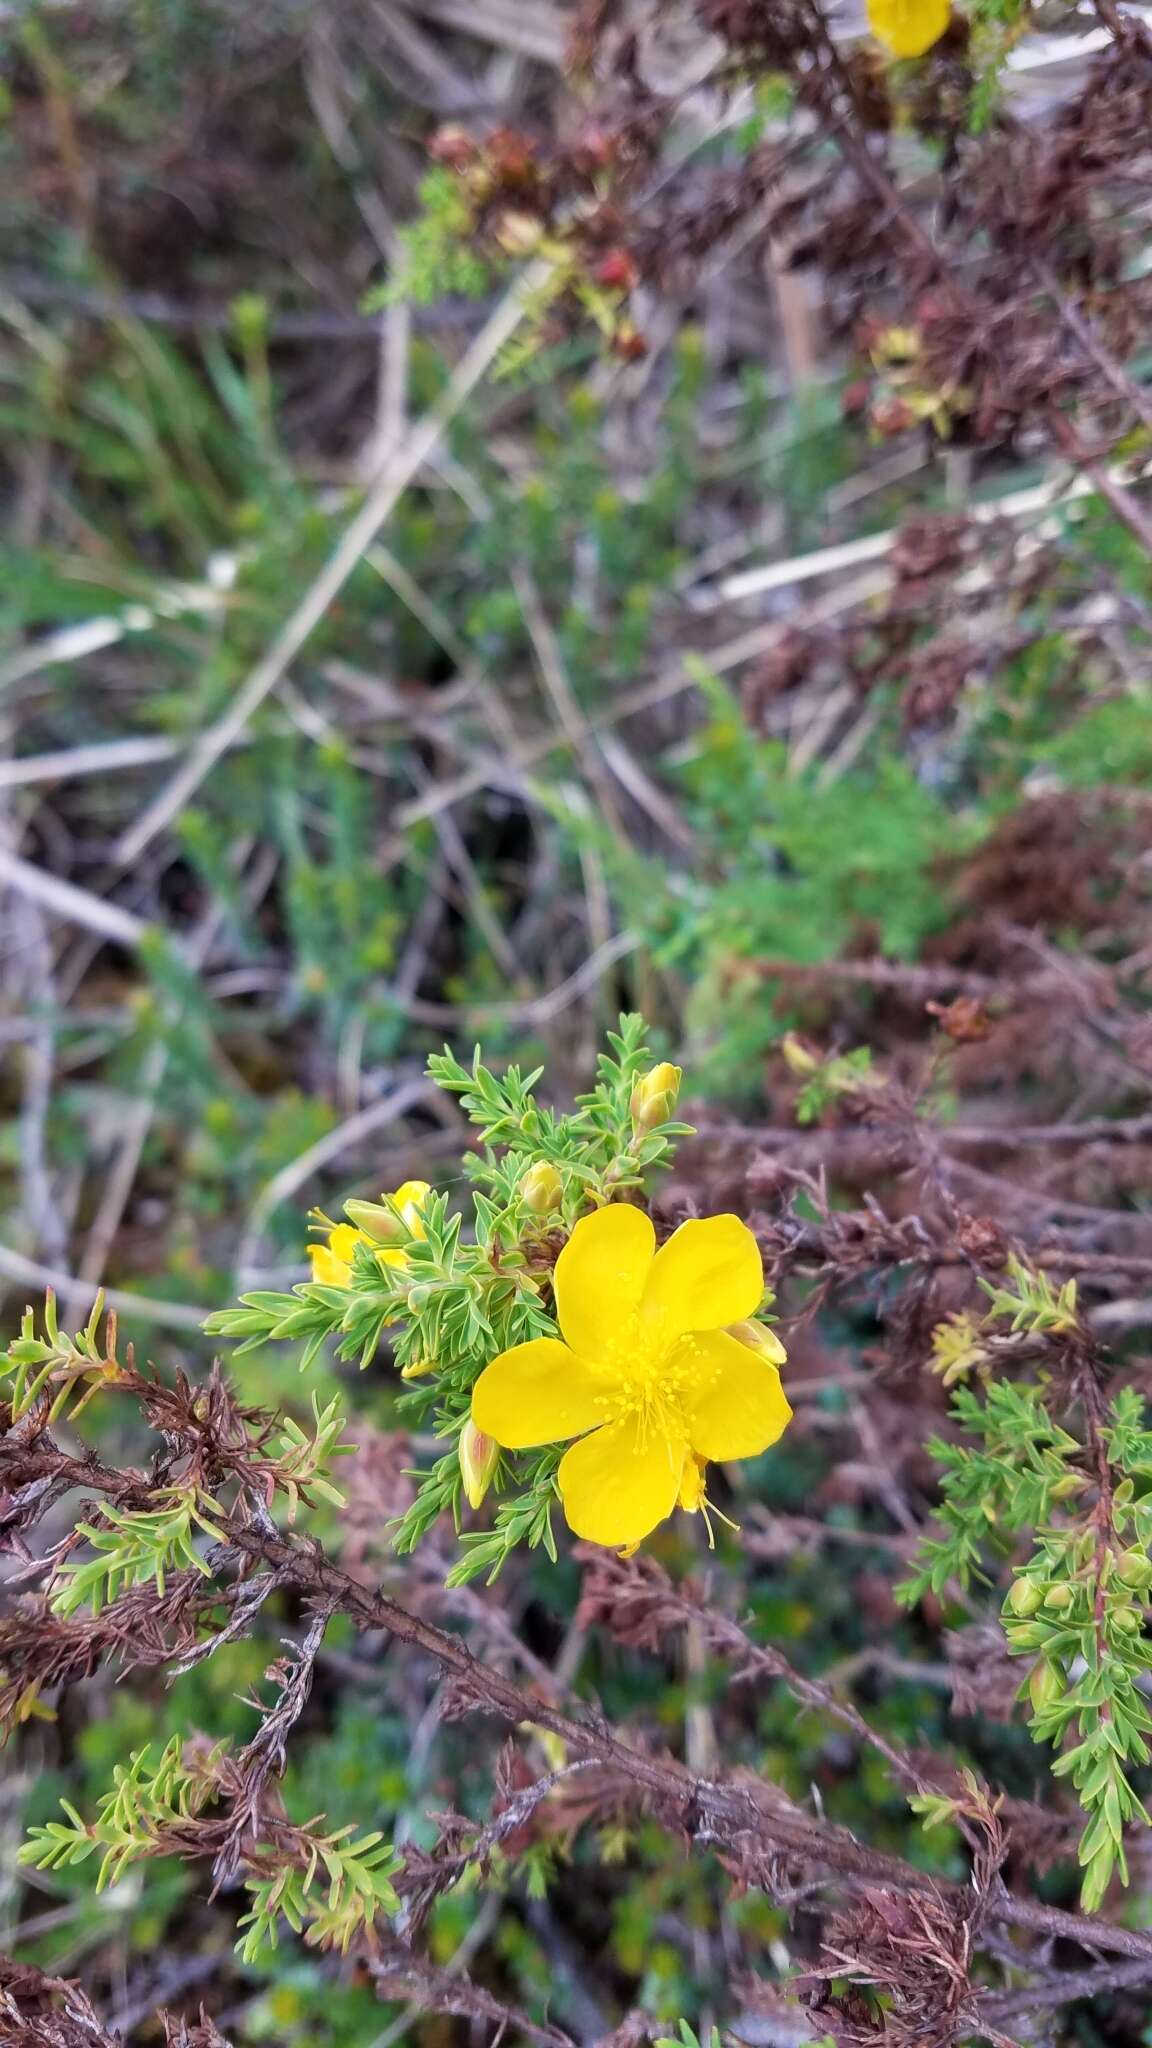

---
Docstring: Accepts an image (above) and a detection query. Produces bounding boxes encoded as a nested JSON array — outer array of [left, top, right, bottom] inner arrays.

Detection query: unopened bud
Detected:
[[595, 249, 637, 291], [459, 1418, 498, 1511], [1116, 1549, 1152, 1590], [780, 1033, 820, 1078], [1028, 1660, 1063, 1714], [345, 1199, 406, 1245], [520, 1160, 563, 1216], [346, 1179, 430, 1244], [1049, 1474, 1083, 1500], [629, 1062, 682, 1133], [1113, 1604, 1142, 1635], [728, 1318, 787, 1367], [1006, 1576, 1044, 1619], [400, 1355, 436, 1381], [1043, 1582, 1074, 1612]]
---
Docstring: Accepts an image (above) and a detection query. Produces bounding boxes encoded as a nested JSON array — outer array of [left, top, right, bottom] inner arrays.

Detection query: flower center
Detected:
[[594, 1319, 695, 1446]]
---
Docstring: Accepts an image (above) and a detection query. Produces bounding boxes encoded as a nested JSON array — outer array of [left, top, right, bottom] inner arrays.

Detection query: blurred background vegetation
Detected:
[[4, 2, 1152, 2042]]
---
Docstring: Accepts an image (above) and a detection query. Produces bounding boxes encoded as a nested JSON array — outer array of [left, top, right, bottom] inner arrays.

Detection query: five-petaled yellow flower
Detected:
[[471, 1205, 791, 1549], [867, 0, 950, 57], [309, 1179, 430, 1288]]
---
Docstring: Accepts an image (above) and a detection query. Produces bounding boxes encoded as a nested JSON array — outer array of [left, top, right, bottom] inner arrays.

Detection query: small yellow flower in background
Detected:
[[458, 1417, 499, 1509], [867, 0, 950, 57], [308, 1180, 431, 1288], [471, 1205, 792, 1550], [629, 1061, 682, 1134]]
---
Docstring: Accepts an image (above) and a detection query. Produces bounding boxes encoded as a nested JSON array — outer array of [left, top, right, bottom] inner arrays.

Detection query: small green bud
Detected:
[[1116, 1549, 1152, 1591], [459, 1418, 498, 1511], [519, 1161, 564, 1216], [1006, 1576, 1044, 1618], [1043, 1582, 1075, 1612], [345, 1199, 406, 1245], [406, 1283, 434, 1312], [1029, 1660, 1064, 1714], [629, 1062, 682, 1133], [1049, 1474, 1083, 1500], [1112, 1604, 1142, 1635]]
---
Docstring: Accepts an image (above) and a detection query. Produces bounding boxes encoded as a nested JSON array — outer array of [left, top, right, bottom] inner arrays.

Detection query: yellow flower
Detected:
[[867, 0, 950, 57], [308, 1180, 431, 1288], [471, 1205, 792, 1550]]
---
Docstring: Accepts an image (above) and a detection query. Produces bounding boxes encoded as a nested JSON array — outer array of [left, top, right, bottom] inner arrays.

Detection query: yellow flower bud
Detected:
[[459, 1418, 498, 1511], [1043, 1582, 1075, 1612], [728, 1318, 786, 1367], [629, 1062, 682, 1132], [780, 1033, 820, 1077], [1028, 1660, 1063, 1714], [520, 1160, 564, 1216]]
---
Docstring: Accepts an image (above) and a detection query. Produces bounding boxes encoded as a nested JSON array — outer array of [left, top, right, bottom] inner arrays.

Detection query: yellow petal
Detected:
[[867, 0, 949, 58], [558, 1415, 686, 1547], [553, 1204, 655, 1360], [308, 1223, 366, 1288], [472, 1338, 612, 1450], [641, 1215, 763, 1339], [677, 1330, 793, 1462], [309, 1244, 350, 1287]]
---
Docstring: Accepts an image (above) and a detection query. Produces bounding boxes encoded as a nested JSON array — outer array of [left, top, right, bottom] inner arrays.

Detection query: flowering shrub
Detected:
[[207, 1015, 790, 1582]]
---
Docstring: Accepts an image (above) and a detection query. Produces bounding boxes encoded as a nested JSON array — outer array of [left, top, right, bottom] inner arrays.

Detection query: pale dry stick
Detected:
[[396, 926, 640, 1029], [233, 1077, 458, 1286], [59, 881, 241, 1325], [597, 732, 696, 852], [112, 256, 555, 870], [0, 735, 189, 791], [361, 299, 411, 483], [403, 0, 568, 63], [380, 571, 893, 855], [0, 844, 146, 949], [511, 562, 629, 842], [0, 583, 230, 695], [701, 462, 1152, 608], [363, 543, 474, 670], [2, 581, 884, 960], [0, 1242, 207, 1330]]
